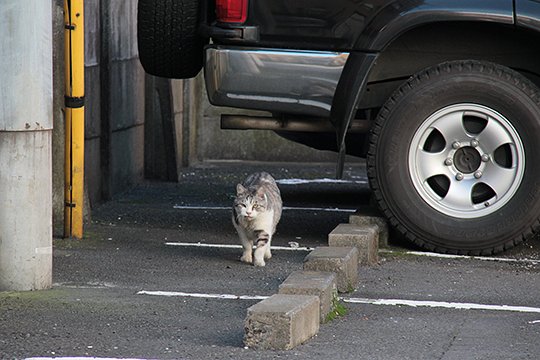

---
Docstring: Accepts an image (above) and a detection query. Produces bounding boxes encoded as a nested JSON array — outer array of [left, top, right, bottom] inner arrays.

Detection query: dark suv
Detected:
[[137, 0, 540, 255]]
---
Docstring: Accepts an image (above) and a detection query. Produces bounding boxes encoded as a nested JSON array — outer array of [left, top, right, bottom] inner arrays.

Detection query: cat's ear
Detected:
[[255, 187, 267, 200], [236, 184, 247, 195]]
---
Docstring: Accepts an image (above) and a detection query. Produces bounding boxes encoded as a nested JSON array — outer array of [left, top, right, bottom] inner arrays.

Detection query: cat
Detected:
[[232, 172, 283, 267]]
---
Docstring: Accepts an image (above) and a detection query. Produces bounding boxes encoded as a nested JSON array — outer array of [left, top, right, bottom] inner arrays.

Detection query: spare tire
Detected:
[[137, 0, 207, 79]]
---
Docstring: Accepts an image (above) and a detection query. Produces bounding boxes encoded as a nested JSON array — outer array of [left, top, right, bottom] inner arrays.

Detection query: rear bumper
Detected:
[[204, 46, 349, 117]]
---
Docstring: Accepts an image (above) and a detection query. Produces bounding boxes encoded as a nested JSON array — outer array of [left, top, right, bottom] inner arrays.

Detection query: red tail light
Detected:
[[216, 0, 248, 24]]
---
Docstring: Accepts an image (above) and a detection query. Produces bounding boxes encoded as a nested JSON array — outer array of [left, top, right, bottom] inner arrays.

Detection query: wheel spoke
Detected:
[[416, 149, 451, 180], [480, 163, 517, 199], [442, 178, 475, 210], [476, 118, 514, 154], [431, 111, 470, 143]]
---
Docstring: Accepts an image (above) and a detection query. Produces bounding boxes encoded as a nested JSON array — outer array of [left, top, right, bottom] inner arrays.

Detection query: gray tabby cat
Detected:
[[232, 172, 283, 267]]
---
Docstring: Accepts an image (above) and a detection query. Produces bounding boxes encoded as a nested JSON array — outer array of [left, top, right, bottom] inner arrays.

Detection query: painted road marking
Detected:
[[26, 358, 149, 360], [138, 290, 540, 314], [165, 242, 314, 251], [138, 290, 267, 300], [380, 249, 540, 265], [275, 178, 367, 185], [164, 242, 539, 265], [342, 298, 540, 313], [173, 205, 357, 213]]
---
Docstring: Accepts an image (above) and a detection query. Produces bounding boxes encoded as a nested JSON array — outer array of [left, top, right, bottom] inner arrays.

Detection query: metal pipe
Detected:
[[64, 0, 85, 239], [221, 115, 371, 133]]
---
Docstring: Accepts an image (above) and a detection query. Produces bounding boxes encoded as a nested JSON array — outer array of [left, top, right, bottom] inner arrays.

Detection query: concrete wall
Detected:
[[86, 0, 144, 203], [108, 1, 145, 196], [52, 0, 145, 233], [83, 0, 102, 208]]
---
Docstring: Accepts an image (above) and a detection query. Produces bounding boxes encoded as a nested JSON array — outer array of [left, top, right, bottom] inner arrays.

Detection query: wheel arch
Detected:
[[356, 1, 514, 51], [359, 21, 540, 110], [330, 2, 531, 165], [330, 19, 540, 167]]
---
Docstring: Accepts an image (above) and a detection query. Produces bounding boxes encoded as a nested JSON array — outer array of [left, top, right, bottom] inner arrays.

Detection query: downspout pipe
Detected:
[[0, 1, 53, 290], [63, 0, 85, 239]]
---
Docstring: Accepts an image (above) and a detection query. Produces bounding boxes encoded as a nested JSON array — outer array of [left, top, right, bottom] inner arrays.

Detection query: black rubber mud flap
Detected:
[[330, 52, 378, 178]]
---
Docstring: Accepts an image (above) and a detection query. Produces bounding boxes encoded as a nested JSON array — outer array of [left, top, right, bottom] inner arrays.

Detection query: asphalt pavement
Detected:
[[1, 161, 539, 360]]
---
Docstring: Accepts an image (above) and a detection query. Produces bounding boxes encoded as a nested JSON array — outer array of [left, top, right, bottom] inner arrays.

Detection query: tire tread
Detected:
[[367, 60, 540, 255], [137, 0, 205, 79]]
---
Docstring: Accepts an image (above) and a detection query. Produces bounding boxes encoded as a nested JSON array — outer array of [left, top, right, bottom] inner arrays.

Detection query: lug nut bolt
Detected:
[[455, 173, 464, 181], [481, 154, 490, 162], [471, 139, 479, 147], [474, 171, 482, 179], [452, 141, 461, 149], [444, 158, 453, 166], [484, 201, 490, 207]]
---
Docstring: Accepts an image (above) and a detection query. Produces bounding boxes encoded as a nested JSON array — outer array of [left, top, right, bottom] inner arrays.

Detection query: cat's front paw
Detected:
[[253, 258, 266, 267], [240, 254, 253, 263]]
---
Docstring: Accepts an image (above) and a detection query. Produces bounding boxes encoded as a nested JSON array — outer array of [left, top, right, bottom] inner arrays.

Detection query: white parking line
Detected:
[[276, 178, 366, 185], [138, 290, 267, 300], [165, 242, 314, 251], [380, 249, 540, 265], [164, 242, 539, 265], [26, 358, 148, 360], [173, 205, 357, 213], [342, 297, 540, 313], [137, 290, 540, 314]]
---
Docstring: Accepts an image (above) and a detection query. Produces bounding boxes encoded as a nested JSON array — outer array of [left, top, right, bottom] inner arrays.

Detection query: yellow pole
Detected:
[[64, 0, 85, 239]]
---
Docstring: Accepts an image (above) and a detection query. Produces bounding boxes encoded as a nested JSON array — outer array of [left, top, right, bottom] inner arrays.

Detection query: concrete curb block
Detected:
[[278, 270, 337, 323], [244, 215, 381, 350], [303, 246, 359, 293], [328, 223, 379, 265], [244, 294, 320, 350], [349, 212, 389, 248]]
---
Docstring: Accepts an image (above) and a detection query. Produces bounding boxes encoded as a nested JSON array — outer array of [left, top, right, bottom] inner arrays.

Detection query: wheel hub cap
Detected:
[[408, 104, 525, 219], [453, 146, 481, 174]]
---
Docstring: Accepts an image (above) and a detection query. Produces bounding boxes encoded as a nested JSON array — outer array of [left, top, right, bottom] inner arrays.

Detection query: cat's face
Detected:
[[235, 184, 268, 220]]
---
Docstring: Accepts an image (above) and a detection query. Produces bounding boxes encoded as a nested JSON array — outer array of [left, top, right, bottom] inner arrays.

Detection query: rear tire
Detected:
[[367, 60, 540, 254], [137, 0, 206, 79]]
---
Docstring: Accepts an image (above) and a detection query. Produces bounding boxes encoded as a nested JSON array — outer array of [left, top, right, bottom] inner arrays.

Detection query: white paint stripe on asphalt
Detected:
[[342, 297, 540, 313], [276, 178, 366, 185], [138, 290, 540, 314], [164, 242, 539, 265], [165, 242, 314, 251], [138, 290, 268, 300], [172, 205, 357, 213], [380, 249, 540, 265], [173, 205, 228, 210], [26, 358, 148, 360], [284, 206, 356, 213]]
